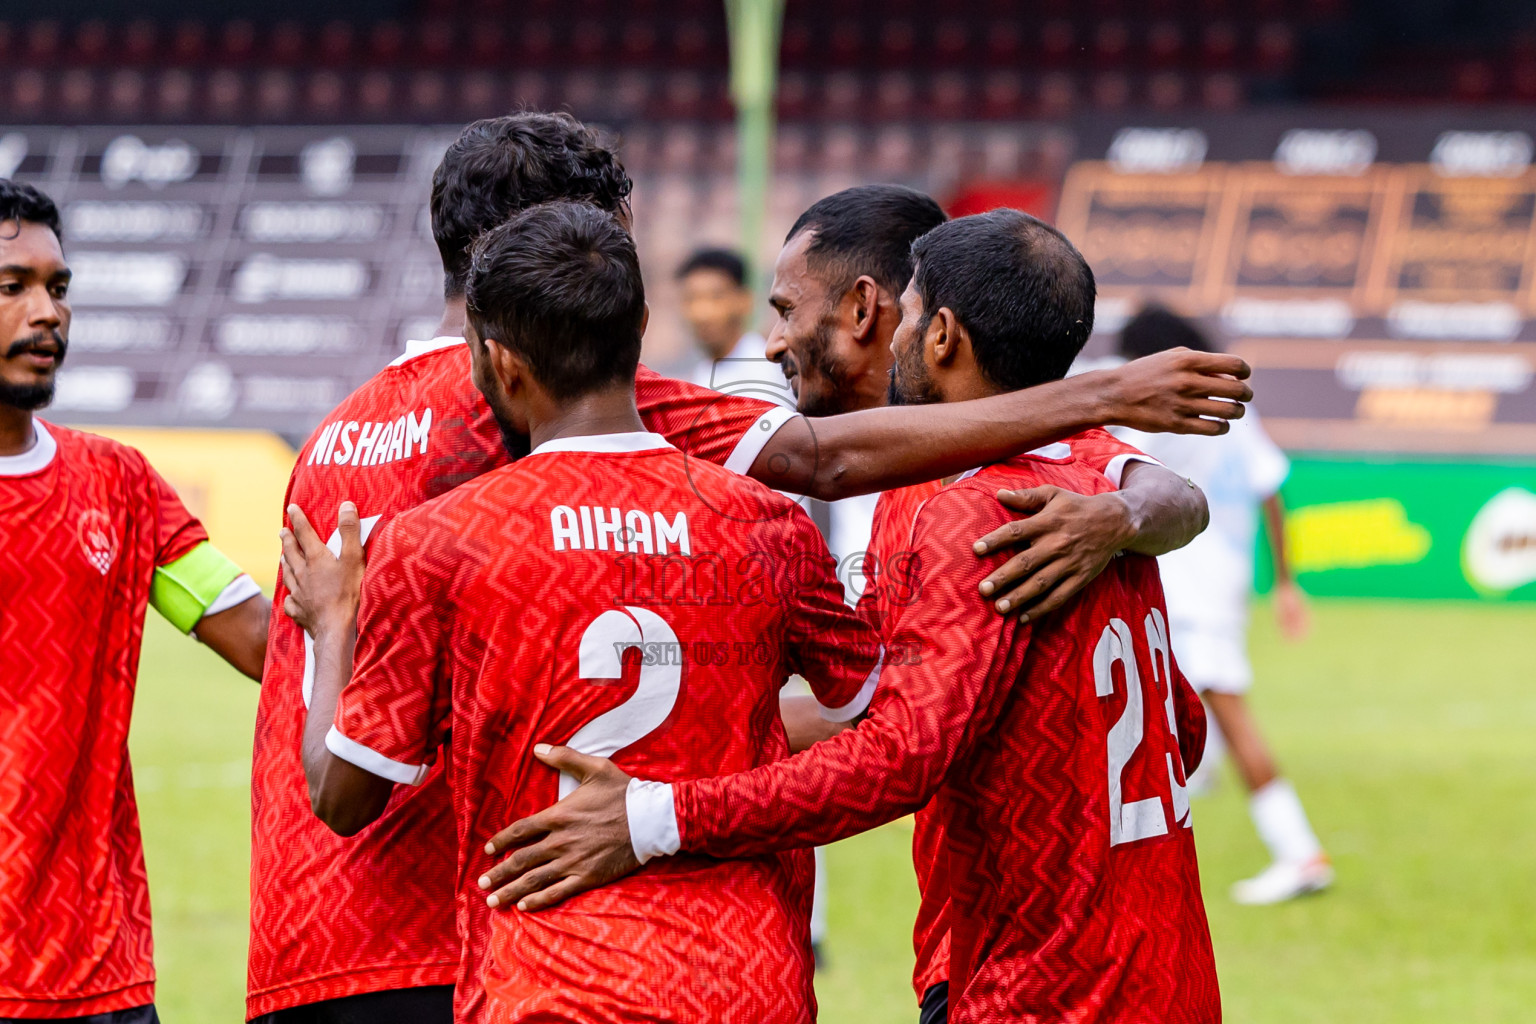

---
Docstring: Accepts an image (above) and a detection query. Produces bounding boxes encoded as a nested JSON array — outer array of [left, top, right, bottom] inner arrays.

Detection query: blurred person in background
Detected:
[[676, 247, 771, 393], [1115, 305, 1331, 906]]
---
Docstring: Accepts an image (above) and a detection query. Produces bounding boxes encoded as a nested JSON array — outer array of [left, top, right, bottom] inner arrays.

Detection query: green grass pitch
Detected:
[[130, 600, 1536, 1022]]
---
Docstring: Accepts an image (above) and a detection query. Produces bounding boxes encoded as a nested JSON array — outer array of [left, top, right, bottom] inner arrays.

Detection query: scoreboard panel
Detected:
[[1059, 120, 1536, 457], [3, 125, 450, 443]]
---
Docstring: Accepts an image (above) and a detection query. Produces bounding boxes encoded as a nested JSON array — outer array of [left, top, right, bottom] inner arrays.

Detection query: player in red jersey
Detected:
[[483, 209, 1220, 1024], [0, 181, 270, 1022], [282, 201, 883, 1022], [696, 184, 1202, 1015], [531, 182, 1201, 1018], [249, 115, 1252, 1024]]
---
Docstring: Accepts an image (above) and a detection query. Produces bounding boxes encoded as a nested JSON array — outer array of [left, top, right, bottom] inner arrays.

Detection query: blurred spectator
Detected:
[[1114, 306, 1332, 906], [674, 248, 771, 393]]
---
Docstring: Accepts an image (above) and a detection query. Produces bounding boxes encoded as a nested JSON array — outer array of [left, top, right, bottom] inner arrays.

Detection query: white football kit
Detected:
[[1116, 410, 1289, 694]]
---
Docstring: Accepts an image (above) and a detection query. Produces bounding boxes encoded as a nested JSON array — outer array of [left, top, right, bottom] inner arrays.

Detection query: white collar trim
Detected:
[[0, 419, 58, 476], [947, 441, 1073, 485], [529, 431, 676, 457], [389, 335, 465, 367], [1026, 441, 1073, 460]]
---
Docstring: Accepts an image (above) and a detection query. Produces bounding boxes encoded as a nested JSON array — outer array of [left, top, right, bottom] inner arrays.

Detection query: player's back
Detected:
[[248, 340, 504, 1016], [368, 431, 874, 1024], [905, 452, 1217, 1023]]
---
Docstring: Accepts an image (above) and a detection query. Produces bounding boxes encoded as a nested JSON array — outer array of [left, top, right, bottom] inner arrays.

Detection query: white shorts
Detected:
[[1169, 618, 1252, 695]]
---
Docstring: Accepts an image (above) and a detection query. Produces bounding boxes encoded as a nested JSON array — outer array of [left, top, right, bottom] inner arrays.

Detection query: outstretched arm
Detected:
[[748, 348, 1250, 500]]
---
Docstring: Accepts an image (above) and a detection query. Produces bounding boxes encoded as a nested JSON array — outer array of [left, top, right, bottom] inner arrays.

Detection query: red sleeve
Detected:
[[634, 364, 796, 473], [777, 504, 882, 717], [674, 486, 1031, 854], [329, 513, 454, 783], [144, 460, 210, 567], [1071, 428, 1159, 485]]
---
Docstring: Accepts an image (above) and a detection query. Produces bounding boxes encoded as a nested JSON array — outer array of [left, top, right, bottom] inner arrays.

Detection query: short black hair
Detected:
[[910, 209, 1096, 393], [465, 201, 644, 402], [431, 112, 632, 298], [786, 184, 946, 299], [0, 179, 62, 243], [1118, 305, 1217, 359], [676, 247, 747, 287]]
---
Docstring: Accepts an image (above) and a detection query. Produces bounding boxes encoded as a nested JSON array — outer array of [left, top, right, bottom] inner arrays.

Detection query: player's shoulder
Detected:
[[398, 459, 518, 523], [984, 443, 1114, 495], [678, 449, 811, 529], [342, 339, 472, 409], [39, 420, 150, 475]]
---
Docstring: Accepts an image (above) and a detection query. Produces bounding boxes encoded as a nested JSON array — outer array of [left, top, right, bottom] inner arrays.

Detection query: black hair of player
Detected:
[[909, 208, 1096, 392], [1118, 305, 1218, 359], [431, 112, 633, 299], [0, 179, 62, 243], [675, 247, 747, 287], [786, 184, 946, 299], [465, 201, 644, 402]]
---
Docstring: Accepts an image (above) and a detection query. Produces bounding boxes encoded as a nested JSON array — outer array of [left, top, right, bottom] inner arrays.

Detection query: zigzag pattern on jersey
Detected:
[[674, 451, 1221, 1024], [1, 425, 206, 1015], [251, 348, 798, 1021], [337, 443, 874, 1024], [249, 348, 503, 1018], [485, 864, 816, 1024]]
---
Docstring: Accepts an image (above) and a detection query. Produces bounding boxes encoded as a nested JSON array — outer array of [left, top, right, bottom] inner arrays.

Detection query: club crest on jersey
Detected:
[[77, 509, 118, 575]]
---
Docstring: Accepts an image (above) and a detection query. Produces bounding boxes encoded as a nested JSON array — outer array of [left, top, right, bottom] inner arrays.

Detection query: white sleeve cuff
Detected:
[[626, 778, 680, 864], [818, 647, 883, 722], [325, 726, 430, 786], [723, 405, 798, 476], [203, 574, 262, 618], [1104, 452, 1163, 488]]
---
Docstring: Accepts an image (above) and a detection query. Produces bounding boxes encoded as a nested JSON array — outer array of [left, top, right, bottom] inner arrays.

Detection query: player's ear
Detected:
[[927, 307, 962, 367], [482, 335, 523, 395], [639, 302, 650, 340], [849, 276, 881, 345]]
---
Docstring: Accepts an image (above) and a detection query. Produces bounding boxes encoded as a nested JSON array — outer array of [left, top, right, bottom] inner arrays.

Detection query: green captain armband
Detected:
[[150, 541, 251, 634]]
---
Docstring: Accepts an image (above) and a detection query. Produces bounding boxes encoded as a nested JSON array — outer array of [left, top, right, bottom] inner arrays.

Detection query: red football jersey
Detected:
[[855, 430, 1165, 1003], [0, 421, 208, 1018], [328, 431, 878, 1024], [674, 445, 1218, 1024], [248, 340, 799, 1019]]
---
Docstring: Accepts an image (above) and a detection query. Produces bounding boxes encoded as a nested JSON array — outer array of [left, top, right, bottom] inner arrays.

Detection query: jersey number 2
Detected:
[[1094, 608, 1192, 847], [562, 607, 683, 798]]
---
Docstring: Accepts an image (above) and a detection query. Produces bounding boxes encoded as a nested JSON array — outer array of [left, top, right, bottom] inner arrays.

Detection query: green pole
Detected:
[[724, 0, 785, 299]]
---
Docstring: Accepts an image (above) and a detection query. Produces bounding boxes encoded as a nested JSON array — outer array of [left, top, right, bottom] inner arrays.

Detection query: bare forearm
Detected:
[[1262, 494, 1292, 584], [302, 622, 354, 794], [303, 623, 392, 835], [1117, 462, 1209, 557], [754, 375, 1103, 500], [193, 594, 272, 682]]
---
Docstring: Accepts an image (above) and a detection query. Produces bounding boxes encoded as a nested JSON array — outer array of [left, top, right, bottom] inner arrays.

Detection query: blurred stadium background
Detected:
[[7, 0, 1536, 1019]]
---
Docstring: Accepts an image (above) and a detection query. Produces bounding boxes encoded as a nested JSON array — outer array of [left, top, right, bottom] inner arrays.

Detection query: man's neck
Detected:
[[0, 406, 36, 457], [527, 383, 647, 453], [435, 296, 468, 339]]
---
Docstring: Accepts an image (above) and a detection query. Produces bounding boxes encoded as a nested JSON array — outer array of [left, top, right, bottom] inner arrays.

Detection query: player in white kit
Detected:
[[1115, 306, 1332, 905]]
